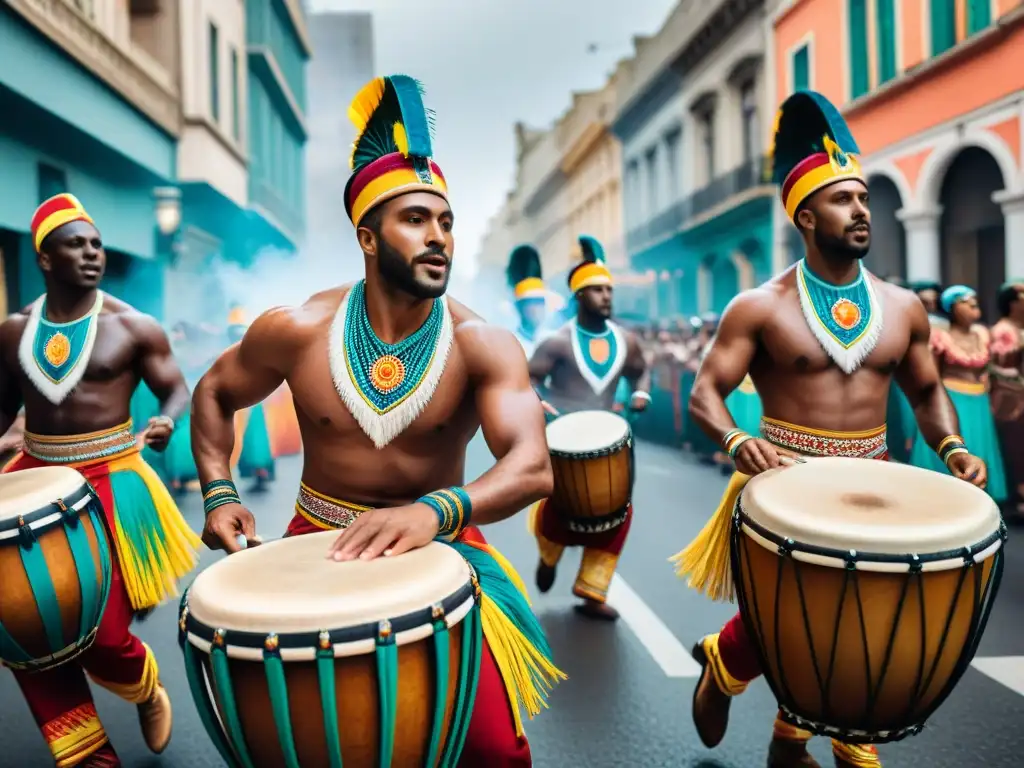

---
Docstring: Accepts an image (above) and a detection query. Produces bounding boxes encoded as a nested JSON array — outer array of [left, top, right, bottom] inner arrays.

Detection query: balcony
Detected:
[[7, 0, 180, 136], [250, 177, 303, 244], [626, 154, 772, 253]]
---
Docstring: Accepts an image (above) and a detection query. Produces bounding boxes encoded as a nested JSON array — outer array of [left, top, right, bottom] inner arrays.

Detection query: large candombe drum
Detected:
[[732, 457, 1005, 743], [545, 410, 634, 533], [0, 467, 112, 671], [179, 534, 483, 768]]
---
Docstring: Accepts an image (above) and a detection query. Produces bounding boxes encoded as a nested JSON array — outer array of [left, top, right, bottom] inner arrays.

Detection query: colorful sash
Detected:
[[18, 292, 104, 405], [569, 318, 626, 395], [289, 483, 565, 735], [670, 417, 888, 603], [329, 281, 454, 449]]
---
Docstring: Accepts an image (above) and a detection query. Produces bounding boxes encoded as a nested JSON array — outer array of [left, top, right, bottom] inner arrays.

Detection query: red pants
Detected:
[[4, 454, 156, 767], [284, 515, 532, 766], [717, 611, 763, 682], [533, 500, 632, 603]]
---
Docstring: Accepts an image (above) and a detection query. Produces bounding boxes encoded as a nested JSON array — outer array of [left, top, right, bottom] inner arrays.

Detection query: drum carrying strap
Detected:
[[0, 496, 111, 667], [179, 596, 484, 768]]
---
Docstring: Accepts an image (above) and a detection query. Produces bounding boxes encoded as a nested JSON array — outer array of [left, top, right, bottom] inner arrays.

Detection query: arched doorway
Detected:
[[865, 175, 906, 281], [711, 254, 739, 312], [939, 147, 1006, 322]]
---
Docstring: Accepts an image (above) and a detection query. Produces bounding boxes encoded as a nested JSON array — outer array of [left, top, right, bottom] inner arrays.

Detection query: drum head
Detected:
[[741, 457, 1001, 557], [186, 534, 472, 636], [0, 466, 88, 523], [546, 410, 630, 453]]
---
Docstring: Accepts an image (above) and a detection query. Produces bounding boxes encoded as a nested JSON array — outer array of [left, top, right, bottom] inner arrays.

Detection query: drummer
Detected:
[[506, 243, 549, 357], [0, 194, 200, 765], [671, 91, 987, 768], [191, 74, 563, 765], [527, 236, 650, 620]]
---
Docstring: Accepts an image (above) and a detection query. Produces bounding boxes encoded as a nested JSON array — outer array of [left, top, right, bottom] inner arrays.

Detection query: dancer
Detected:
[[992, 280, 1024, 517], [671, 92, 987, 768], [191, 74, 563, 766], [505, 244, 549, 357], [527, 235, 650, 619], [907, 286, 1007, 502], [0, 193, 201, 766], [225, 306, 275, 491]]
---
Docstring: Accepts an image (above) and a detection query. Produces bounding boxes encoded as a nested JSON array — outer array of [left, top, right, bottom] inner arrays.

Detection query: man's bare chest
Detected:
[[13, 318, 135, 384]]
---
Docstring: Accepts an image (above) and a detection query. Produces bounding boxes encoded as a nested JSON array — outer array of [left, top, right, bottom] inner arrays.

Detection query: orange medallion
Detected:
[[830, 298, 861, 331], [369, 354, 406, 393], [588, 337, 611, 365], [44, 332, 71, 367]]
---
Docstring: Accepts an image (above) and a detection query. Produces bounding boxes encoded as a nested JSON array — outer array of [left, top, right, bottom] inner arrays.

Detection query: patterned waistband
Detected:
[[295, 483, 372, 530], [760, 417, 888, 459], [943, 378, 987, 395], [23, 420, 137, 465]]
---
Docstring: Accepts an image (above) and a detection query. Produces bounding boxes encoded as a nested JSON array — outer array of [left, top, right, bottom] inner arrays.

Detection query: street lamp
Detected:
[[153, 187, 182, 236]]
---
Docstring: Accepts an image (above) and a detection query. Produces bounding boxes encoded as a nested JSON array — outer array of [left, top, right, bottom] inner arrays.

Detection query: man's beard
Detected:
[[813, 228, 870, 260], [376, 236, 450, 299]]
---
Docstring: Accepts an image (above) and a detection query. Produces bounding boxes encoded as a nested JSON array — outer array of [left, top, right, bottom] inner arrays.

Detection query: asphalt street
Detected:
[[1, 439, 1023, 767]]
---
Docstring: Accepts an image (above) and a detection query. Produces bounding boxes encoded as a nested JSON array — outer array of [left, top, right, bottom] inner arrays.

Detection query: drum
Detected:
[[732, 457, 1005, 743], [545, 410, 634, 533], [178, 533, 483, 768], [0, 466, 112, 671]]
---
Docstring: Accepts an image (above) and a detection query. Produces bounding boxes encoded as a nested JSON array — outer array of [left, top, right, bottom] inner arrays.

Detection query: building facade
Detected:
[[616, 0, 780, 321], [0, 0, 180, 319], [772, 0, 1024, 319]]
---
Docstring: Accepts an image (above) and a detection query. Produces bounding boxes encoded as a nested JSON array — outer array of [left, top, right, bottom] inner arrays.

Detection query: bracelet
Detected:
[[937, 434, 968, 467], [728, 435, 754, 459], [722, 429, 752, 457], [721, 428, 744, 450], [202, 479, 242, 515], [936, 434, 965, 456], [943, 447, 968, 468], [417, 486, 472, 542]]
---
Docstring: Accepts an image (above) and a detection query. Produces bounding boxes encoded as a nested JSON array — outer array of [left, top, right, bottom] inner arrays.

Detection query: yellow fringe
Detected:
[[479, 542, 533, 607], [89, 642, 159, 704], [478, 594, 567, 737], [668, 471, 751, 602], [107, 453, 202, 611], [832, 741, 882, 766]]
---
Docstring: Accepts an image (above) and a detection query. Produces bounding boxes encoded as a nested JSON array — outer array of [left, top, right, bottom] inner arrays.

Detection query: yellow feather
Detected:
[[347, 77, 386, 169], [393, 122, 409, 157]]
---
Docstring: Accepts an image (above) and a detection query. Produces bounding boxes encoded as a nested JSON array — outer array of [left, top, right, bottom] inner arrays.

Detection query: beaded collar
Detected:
[[328, 281, 454, 449], [569, 318, 627, 395]]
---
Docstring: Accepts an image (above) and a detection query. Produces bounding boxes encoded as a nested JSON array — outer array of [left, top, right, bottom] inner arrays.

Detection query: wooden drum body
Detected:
[[179, 534, 483, 768], [0, 467, 112, 672], [732, 457, 1005, 743], [545, 410, 634, 533]]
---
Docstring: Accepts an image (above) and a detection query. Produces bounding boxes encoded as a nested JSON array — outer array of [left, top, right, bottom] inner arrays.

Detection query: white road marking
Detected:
[[971, 656, 1024, 697], [607, 574, 702, 678]]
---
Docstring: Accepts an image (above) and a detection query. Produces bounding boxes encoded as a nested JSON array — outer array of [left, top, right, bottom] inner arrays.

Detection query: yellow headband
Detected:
[[569, 263, 613, 294], [514, 277, 546, 300], [31, 193, 94, 253]]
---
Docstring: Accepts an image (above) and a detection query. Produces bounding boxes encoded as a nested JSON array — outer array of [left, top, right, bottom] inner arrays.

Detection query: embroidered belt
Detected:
[[760, 416, 888, 460], [295, 483, 371, 530], [23, 420, 137, 465]]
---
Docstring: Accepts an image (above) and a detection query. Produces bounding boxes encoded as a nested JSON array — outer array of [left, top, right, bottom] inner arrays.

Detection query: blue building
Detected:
[[0, 0, 179, 319], [612, 0, 777, 320]]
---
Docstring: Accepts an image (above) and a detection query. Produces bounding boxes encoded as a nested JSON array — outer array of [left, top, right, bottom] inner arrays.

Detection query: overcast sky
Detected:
[[308, 0, 677, 279]]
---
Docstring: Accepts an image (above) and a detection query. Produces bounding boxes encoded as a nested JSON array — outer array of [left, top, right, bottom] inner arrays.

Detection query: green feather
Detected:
[[351, 75, 436, 171], [771, 90, 861, 185], [578, 235, 606, 264], [506, 245, 543, 288]]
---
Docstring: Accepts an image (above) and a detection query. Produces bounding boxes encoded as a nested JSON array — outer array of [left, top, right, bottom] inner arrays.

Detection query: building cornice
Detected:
[[669, 0, 764, 75], [560, 121, 608, 175]]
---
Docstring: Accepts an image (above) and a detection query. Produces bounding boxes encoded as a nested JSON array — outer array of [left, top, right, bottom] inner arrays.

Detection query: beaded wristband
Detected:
[[728, 434, 754, 459], [943, 447, 968, 468], [417, 486, 472, 541], [721, 428, 745, 451], [937, 434, 965, 456], [202, 479, 242, 516]]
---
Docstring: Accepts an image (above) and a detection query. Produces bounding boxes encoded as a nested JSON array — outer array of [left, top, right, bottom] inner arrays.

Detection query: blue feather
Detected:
[[389, 75, 433, 158]]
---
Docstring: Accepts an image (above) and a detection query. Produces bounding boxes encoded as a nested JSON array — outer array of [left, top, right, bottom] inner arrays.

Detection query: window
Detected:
[[876, 0, 897, 85], [625, 160, 640, 222], [644, 147, 659, 214], [230, 46, 240, 140], [37, 163, 67, 203], [967, 0, 991, 35], [930, 0, 957, 56], [209, 22, 220, 122], [664, 128, 681, 201], [791, 44, 810, 93], [849, 0, 869, 98], [739, 81, 758, 162], [700, 112, 716, 181]]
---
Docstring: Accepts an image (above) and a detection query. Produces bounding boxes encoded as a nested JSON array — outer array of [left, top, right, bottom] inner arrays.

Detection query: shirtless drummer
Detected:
[[671, 91, 987, 767], [0, 193, 200, 766], [192, 74, 563, 765], [527, 237, 651, 620]]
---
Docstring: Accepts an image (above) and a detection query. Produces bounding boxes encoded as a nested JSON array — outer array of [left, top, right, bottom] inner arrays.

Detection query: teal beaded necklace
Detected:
[[343, 280, 445, 413]]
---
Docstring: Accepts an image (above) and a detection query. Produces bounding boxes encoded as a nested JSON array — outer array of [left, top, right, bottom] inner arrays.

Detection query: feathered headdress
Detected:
[[568, 235, 613, 294], [506, 245, 546, 301], [768, 90, 864, 221], [343, 75, 448, 227]]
